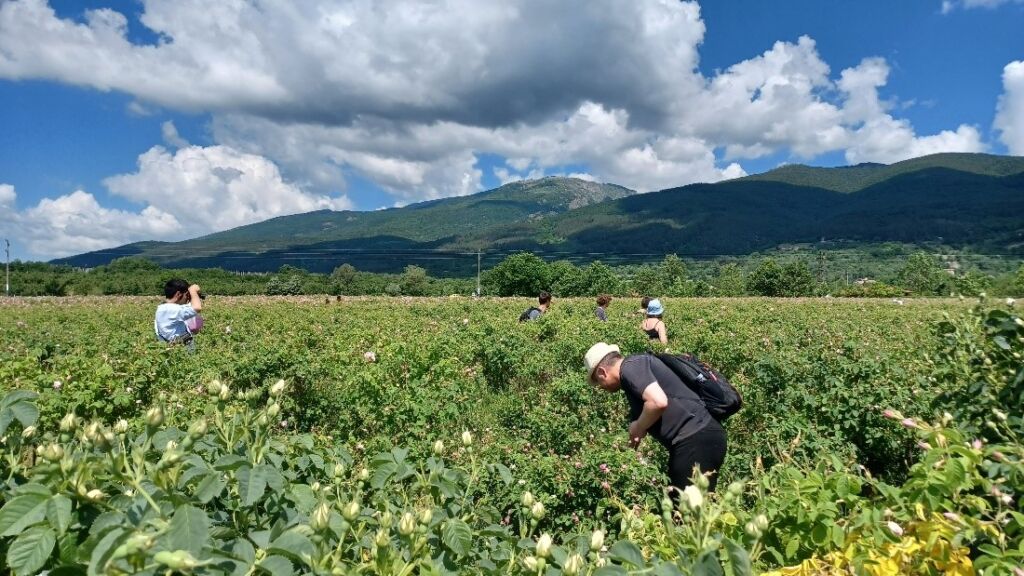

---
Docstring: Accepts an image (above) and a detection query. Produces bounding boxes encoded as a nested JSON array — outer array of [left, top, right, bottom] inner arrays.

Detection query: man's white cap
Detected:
[[585, 342, 620, 383]]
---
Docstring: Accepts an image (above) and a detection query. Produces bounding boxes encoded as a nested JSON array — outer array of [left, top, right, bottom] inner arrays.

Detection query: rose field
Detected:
[[0, 296, 1021, 575]]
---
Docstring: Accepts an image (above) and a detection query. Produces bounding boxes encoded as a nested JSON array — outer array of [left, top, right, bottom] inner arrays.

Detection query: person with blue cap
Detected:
[[640, 298, 667, 344]]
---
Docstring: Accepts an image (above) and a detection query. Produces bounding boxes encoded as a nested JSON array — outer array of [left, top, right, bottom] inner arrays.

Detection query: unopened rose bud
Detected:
[[333, 463, 345, 478], [695, 473, 709, 490], [86, 489, 106, 501], [682, 485, 704, 510], [343, 501, 361, 521], [887, 521, 903, 537], [399, 512, 416, 536], [755, 514, 769, 531], [418, 508, 433, 525], [145, 406, 164, 428], [154, 550, 202, 571], [521, 491, 535, 507], [20, 425, 36, 440], [266, 403, 281, 418], [744, 521, 762, 539], [188, 418, 208, 439], [310, 501, 331, 531], [536, 533, 552, 558], [38, 443, 64, 462], [380, 510, 393, 528], [310, 481, 321, 493], [531, 501, 545, 520], [462, 430, 473, 446], [60, 413, 79, 433], [563, 553, 584, 576], [358, 467, 370, 482], [270, 379, 286, 397], [206, 380, 222, 395], [727, 482, 743, 497], [433, 440, 445, 455], [590, 529, 604, 552], [375, 529, 390, 550], [218, 384, 231, 402], [941, 412, 953, 426], [993, 409, 1007, 422], [114, 419, 129, 434], [522, 556, 539, 571]]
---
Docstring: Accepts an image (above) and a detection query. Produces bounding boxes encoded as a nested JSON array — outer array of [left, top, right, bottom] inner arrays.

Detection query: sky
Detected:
[[0, 0, 1022, 260]]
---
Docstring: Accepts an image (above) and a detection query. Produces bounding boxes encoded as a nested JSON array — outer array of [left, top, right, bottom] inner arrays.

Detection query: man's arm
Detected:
[[189, 284, 203, 312], [628, 382, 669, 448]]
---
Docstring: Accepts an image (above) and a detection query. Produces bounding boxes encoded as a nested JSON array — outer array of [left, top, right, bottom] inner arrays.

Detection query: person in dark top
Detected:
[[640, 299, 668, 344], [519, 291, 551, 322], [595, 294, 611, 321], [584, 342, 727, 492]]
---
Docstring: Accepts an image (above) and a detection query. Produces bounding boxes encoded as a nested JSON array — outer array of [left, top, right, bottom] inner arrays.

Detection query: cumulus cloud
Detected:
[[0, 145, 352, 259], [941, 0, 1024, 13], [161, 121, 189, 149], [995, 61, 1024, 155], [103, 144, 352, 237], [0, 184, 180, 259]]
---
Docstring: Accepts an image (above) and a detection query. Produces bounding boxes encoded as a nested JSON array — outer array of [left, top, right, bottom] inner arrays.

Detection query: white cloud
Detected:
[[0, 146, 353, 259], [161, 121, 189, 149], [941, 0, 1024, 12], [995, 61, 1024, 155], [0, 184, 15, 208], [103, 144, 352, 237], [0, 184, 180, 259]]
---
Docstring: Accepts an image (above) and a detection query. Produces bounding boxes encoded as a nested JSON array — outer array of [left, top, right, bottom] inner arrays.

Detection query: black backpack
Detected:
[[654, 353, 742, 421], [518, 307, 541, 322]]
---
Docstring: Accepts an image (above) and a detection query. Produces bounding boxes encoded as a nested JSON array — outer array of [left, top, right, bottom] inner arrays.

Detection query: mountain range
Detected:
[[57, 152, 1024, 275]]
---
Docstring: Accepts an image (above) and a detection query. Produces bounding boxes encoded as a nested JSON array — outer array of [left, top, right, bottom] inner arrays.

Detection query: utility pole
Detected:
[[476, 250, 482, 296], [4, 239, 9, 297]]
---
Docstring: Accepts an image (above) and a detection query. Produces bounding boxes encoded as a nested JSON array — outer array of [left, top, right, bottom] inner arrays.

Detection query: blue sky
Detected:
[[0, 0, 1022, 260]]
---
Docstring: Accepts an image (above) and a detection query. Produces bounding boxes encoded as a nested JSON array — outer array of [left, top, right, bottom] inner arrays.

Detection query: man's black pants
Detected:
[[668, 419, 728, 493]]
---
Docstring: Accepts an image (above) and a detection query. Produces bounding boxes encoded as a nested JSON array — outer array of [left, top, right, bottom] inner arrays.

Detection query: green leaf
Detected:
[[237, 466, 268, 507], [691, 550, 724, 576], [652, 563, 685, 576], [1, 390, 38, 410], [214, 455, 250, 471], [231, 539, 256, 564], [723, 538, 752, 576], [8, 400, 39, 428], [164, 505, 210, 556], [784, 537, 800, 560], [7, 526, 56, 576], [268, 531, 314, 563], [257, 555, 294, 576], [288, 484, 316, 514], [87, 528, 128, 576], [257, 464, 286, 493], [441, 518, 472, 557], [195, 473, 227, 504], [607, 540, 644, 568], [0, 493, 48, 537], [46, 495, 73, 535]]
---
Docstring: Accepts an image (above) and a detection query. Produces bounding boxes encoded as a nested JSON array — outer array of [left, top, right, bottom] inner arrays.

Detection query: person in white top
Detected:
[[154, 279, 204, 344]]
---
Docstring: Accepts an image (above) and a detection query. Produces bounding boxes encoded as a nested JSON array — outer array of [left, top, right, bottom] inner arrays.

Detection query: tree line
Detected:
[[4, 252, 1023, 298]]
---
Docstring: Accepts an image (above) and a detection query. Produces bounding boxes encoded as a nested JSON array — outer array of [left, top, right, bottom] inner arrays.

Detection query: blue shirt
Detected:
[[154, 303, 197, 342]]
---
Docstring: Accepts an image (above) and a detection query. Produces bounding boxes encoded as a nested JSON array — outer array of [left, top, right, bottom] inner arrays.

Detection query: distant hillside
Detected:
[[57, 153, 1024, 275], [59, 177, 633, 268], [740, 153, 1024, 193]]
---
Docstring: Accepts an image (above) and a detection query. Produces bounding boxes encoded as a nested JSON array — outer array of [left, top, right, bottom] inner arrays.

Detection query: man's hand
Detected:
[[188, 284, 203, 311], [628, 421, 647, 449]]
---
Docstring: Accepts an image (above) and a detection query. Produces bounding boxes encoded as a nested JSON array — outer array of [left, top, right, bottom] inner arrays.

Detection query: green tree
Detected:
[[631, 264, 666, 296], [713, 263, 746, 296], [780, 261, 816, 296], [330, 264, 357, 294], [483, 252, 552, 297], [896, 253, 946, 296], [746, 259, 785, 296], [400, 265, 430, 296], [661, 254, 687, 286], [1013, 264, 1024, 297], [580, 261, 622, 295]]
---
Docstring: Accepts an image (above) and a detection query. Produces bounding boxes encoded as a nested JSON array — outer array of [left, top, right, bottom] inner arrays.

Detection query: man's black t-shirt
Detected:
[[619, 354, 712, 447]]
